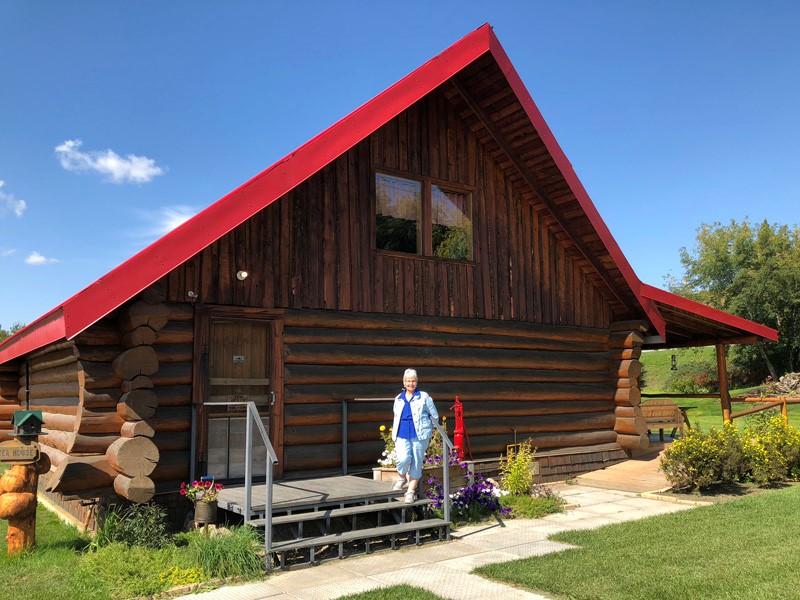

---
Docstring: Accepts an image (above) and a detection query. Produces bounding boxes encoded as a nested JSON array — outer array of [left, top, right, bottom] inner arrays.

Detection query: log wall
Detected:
[[0, 360, 21, 442], [281, 309, 616, 477], [163, 89, 616, 329], [34, 286, 193, 504]]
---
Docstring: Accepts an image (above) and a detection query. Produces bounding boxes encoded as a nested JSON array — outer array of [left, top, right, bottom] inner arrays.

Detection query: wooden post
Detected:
[[716, 343, 732, 423], [0, 452, 51, 554], [782, 397, 788, 424]]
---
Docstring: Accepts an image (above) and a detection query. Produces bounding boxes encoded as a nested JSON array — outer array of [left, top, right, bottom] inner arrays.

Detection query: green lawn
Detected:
[[475, 485, 800, 600], [336, 585, 445, 600], [0, 501, 90, 600], [0, 492, 263, 599]]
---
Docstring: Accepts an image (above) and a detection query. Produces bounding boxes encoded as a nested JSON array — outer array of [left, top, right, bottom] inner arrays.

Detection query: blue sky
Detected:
[[1, 1, 798, 328]]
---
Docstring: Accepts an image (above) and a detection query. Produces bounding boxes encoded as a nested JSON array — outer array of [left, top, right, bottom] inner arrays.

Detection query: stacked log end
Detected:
[[109, 290, 169, 503], [609, 321, 649, 454], [38, 286, 193, 502]]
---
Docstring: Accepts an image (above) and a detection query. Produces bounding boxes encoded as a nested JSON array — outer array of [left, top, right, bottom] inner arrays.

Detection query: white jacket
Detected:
[[391, 390, 439, 441]]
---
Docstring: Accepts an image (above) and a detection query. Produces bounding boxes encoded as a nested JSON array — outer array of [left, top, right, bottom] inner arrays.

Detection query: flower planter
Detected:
[[373, 465, 465, 484], [193, 500, 218, 525]]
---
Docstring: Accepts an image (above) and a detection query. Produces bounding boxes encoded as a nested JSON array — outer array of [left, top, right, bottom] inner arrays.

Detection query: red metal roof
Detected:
[[640, 283, 779, 346], [0, 24, 775, 364]]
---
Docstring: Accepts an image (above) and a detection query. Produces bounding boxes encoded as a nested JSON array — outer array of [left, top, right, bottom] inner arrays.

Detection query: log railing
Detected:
[[734, 397, 800, 422], [204, 401, 278, 571], [344, 397, 453, 531]]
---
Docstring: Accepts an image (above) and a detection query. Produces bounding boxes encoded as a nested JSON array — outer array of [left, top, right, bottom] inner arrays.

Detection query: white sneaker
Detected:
[[392, 479, 407, 491], [404, 490, 417, 504]]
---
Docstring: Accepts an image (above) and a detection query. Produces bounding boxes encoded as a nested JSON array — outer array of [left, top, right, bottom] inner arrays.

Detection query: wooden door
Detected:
[[205, 319, 272, 481]]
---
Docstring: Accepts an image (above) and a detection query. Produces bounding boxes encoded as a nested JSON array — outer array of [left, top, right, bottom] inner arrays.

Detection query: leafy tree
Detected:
[[0, 321, 25, 343], [667, 219, 800, 383]]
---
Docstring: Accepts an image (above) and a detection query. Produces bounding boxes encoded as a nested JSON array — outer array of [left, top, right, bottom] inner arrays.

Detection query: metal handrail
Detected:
[[204, 401, 278, 571], [431, 419, 454, 531], [344, 397, 453, 532]]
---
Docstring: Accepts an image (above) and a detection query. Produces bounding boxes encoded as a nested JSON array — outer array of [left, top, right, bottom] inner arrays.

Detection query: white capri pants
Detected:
[[395, 436, 430, 480]]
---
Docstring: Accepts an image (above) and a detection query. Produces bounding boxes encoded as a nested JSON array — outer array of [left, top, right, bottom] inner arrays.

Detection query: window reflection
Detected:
[[432, 185, 472, 260], [376, 174, 422, 254]]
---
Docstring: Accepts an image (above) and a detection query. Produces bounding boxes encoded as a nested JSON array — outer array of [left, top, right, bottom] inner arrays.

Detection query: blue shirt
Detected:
[[396, 392, 418, 439]]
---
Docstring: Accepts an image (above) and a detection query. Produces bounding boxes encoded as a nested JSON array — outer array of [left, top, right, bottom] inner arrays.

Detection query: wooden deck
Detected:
[[218, 475, 398, 515]]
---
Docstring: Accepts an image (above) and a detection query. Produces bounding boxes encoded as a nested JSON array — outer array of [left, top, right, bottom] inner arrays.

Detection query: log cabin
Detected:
[[0, 24, 778, 519]]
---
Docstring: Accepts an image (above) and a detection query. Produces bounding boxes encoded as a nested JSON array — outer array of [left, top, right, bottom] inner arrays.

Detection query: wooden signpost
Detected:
[[0, 439, 40, 464], [0, 410, 50, 555]]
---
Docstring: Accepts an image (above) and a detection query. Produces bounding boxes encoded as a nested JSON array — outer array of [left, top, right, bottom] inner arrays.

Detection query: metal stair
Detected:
[[219, 478, 450, 568], [207, 401, 455, 570]]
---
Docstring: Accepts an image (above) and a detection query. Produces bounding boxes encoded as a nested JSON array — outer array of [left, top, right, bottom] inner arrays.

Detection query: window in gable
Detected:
[[432, 185, 472, 261], [375, 172, 473, 261], [376, 173, 422, 254]]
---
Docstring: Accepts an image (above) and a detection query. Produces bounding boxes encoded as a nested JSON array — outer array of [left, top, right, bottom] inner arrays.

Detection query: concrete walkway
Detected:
[[179, 471, 694, 600]]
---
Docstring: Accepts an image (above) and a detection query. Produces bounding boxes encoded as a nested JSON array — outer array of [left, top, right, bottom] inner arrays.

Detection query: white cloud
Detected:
[[0, 180, 27, 217], [1, 248, 16, 257], [158, 205, 196, 234], [135, 205, 198, 240], [25, 251, 59, 266], [55, 139, 165, 184]]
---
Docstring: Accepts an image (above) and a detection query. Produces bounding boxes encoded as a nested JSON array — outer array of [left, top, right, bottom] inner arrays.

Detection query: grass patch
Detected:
[[75, 543, 180, 599], [0, 502, 90, 600], [182, 526, 264, 580], [0, 497, 265, 599], [475, 485, 800, 599], [336, 584, 446, 600], [499, 493, 565, 519], [641, 347, 717, 392]]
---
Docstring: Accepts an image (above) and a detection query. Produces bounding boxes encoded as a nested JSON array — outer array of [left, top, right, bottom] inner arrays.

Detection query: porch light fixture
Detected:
[[671, 354, 678, 371], [236, 270, 249, 281]]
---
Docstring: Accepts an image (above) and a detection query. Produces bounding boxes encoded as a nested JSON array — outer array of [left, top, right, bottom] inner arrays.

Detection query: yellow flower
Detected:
[[380, 425, 386, 432]]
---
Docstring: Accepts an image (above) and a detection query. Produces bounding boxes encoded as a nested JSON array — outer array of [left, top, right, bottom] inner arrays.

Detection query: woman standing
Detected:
[[391, 368, 439, 503]]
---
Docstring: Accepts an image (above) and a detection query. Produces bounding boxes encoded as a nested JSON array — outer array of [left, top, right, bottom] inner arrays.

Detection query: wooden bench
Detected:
[[641, 399, 685, 441]]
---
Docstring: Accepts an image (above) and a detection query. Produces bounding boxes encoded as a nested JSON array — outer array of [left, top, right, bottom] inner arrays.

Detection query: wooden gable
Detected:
[[163, 87, 617, 329]]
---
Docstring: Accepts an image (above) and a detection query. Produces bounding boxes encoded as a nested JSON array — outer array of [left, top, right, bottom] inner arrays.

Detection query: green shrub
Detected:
[[667, 358, 719, 394], [742, 415, 800, 484], [661, 417, 800, 491], [660, 423, 747, 491], [185, 526, 264, 580], [91, 502, 172, 550], [500, 439, 535, 494]]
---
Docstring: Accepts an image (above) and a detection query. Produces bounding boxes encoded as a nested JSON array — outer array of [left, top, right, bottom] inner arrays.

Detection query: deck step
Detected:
[[270, 518, 449, 553], [254, 497, 435, 527]]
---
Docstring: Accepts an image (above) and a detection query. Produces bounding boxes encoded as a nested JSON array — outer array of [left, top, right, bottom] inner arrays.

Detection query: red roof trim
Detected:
[[640, 283, 779, 342], [485, 30, 666, 340], [0, 308, 66, 363]]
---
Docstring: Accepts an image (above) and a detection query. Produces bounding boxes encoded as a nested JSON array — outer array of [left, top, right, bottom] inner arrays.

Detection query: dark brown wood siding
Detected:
[[281, 309, 615, 477], [164, 89, 613, 329]]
